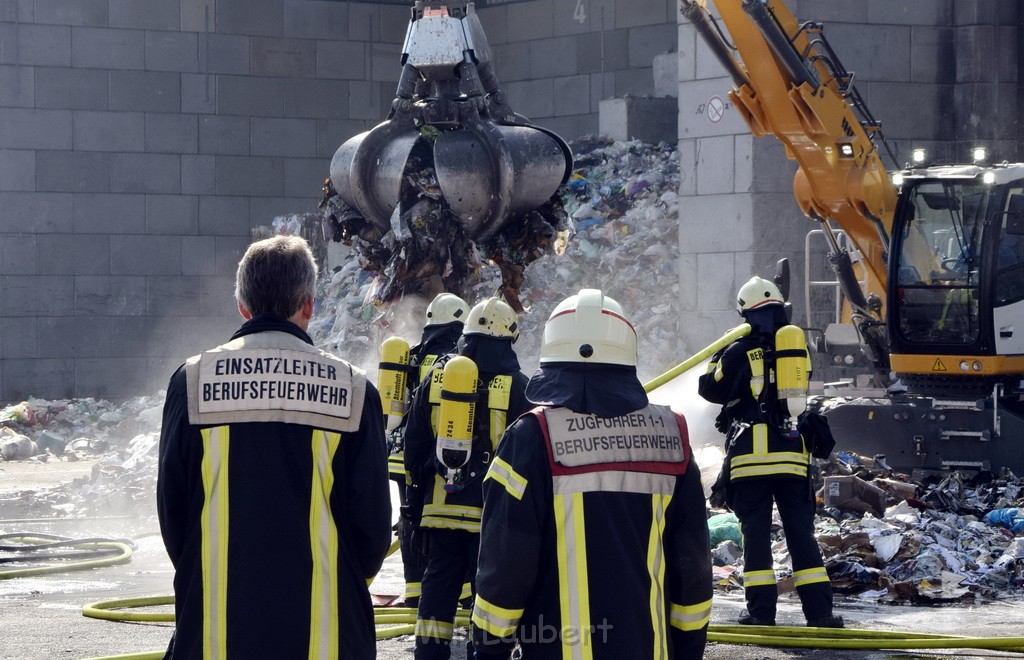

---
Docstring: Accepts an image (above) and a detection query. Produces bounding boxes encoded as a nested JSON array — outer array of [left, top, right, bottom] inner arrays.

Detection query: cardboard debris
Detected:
[[823, 475, 891, 517]]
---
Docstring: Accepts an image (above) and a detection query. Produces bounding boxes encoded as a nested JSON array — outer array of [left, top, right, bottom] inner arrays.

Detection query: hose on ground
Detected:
[[0, 533, 134, 579], [79, 595, 1024, 657]]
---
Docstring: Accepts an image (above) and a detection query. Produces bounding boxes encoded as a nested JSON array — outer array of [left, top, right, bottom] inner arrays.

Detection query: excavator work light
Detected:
[[973, 147, 987, 163], [839, 143, 854, 158], [891, 173, 904, 186], [911, 148, 927, 164], [983, 171, 997, 185]]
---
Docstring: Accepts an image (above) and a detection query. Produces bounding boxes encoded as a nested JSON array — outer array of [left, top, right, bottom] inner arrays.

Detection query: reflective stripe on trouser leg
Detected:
[[774, 479, 833, 620], [415, 529, 472, 660], [731, 480, 778, 621]]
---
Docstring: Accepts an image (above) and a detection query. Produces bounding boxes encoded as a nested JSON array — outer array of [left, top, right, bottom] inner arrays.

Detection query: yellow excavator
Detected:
[[682, 0, 1024, 473]]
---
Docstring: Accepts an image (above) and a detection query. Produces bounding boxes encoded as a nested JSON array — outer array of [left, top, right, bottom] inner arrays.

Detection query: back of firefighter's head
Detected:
[[540, 289, 637, 366], [424, 292, 469, 327], [235, 235, 317, 320], [736, 275, 787, 328], [464, 297, 519, 342]]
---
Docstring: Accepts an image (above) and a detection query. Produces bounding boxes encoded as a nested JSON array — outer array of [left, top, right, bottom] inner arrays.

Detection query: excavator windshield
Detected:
[[893, 181, 989, 345]]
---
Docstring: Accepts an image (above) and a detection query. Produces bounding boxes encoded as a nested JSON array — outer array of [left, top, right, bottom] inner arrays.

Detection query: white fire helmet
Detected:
[[464, 297, 519, 340], [736, 276, 785, 313], [539, 289, 637, 366], [424, 292, 469, 326]]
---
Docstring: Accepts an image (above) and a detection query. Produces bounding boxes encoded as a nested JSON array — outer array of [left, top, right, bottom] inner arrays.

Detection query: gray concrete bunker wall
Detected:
[[0, 0, 679, 401]]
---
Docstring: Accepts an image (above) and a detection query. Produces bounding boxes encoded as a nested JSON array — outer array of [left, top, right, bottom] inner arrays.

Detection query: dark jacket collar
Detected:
[[412, 322, 464, 359], [525, 362, 648, 416], [231, 313, 314, 345], [456, 334, 521, 374]]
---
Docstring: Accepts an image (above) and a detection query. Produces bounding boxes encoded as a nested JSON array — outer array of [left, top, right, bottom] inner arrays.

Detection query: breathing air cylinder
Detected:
[[775, 325, 810, 432], [435, 356, 478, 492], [378, 337, 411, 431]]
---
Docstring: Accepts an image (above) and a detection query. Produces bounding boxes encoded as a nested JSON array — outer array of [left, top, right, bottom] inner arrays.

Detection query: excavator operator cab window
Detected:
[[894, 181, 985, 345], [995, 191, 1024, 306]]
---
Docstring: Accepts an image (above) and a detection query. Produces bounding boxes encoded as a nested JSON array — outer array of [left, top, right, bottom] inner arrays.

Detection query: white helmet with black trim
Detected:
[[464, 297, 519, 340], [425, 292, 469, 326], [539, 289, 637, 366], [736, 276, 785, 313]]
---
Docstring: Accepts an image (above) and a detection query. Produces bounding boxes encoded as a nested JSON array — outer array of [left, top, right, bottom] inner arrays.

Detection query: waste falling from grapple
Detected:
[[319, 1, 573, 311]]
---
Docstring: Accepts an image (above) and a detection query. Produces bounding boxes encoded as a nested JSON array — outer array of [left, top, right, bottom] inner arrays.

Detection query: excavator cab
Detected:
[[888, 165, 1024, 391]]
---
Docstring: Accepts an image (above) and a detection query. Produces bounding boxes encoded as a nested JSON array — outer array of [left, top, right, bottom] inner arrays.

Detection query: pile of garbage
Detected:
[[708, 453, 1024, 603], [305, 136, 686, 382], [0, 395, 164, 519]]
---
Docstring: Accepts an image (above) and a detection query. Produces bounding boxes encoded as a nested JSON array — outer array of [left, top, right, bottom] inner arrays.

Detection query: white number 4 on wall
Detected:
[[573, 0, 586, 24]]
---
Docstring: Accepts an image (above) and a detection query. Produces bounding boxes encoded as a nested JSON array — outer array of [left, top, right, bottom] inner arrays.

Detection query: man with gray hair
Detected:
[[157, 235, 391, 658]]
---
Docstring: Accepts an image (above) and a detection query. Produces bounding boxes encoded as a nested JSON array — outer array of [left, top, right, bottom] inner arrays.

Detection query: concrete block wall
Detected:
[[479, 0, 680, 141], [675, 0, 1022, 353], [0, 0, 679, 402], [0, 0, 415, 401]]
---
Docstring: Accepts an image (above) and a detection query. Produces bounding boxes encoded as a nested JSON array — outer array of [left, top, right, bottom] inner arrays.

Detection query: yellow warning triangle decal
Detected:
[[932, 358, 947, 372]]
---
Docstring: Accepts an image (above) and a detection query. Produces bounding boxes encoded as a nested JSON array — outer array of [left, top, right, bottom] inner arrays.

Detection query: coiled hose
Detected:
[[0, 533, 134, 579]]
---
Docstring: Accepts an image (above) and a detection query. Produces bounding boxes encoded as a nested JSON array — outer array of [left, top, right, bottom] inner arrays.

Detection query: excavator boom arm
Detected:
[[682, 0, 898, 369]]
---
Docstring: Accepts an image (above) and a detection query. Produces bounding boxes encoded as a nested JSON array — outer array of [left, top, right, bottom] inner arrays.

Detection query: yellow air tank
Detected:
[[775, 324, 810, 423], [377, 337, 411, 431], [436, 356, 478, 491]]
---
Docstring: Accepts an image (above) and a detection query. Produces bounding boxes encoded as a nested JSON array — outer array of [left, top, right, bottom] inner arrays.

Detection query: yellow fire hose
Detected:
[[0, 533, 134, 579], [643, 323, 751, 392], [79, 596, 1024, 658]]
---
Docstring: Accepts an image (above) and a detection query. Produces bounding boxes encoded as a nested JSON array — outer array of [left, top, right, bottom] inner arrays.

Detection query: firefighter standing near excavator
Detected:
[[395, 293, 470, 608], [698, 275, 843, 629], [156, 236, 392, 658], [403, 297, 531, 660], [472, 289, 712, 659]]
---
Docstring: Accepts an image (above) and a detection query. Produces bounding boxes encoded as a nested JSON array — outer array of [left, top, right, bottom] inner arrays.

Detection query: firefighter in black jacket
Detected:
[[404, 297, 531, 660], [472, 289, 712, 659], [397, 292, 469, 608], [698, 275, 843, 629], [157, 235, 392, 659]]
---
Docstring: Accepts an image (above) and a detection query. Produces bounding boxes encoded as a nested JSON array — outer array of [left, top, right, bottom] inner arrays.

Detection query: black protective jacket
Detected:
[[157, 315, 391, 659], [403, 334, 530, 533], [472, 363, 712, 659], [698, 325, 810, 482]]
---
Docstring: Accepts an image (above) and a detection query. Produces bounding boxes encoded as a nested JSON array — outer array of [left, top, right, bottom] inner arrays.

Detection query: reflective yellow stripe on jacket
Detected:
[[729, 424, 809, 480], [308, 429, 342, 660], [201, 426, 230, 660]]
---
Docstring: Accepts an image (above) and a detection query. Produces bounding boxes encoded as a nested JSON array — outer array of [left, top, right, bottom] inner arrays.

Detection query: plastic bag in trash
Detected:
[[708, 512, 742, 548], [983, 508, 1024, 534]]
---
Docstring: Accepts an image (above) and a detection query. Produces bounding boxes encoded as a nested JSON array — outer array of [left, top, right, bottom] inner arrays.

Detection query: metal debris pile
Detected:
[[305, 137, 686, 382], [709, 453, 1024, 603], [0, 395, 164, 519]]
